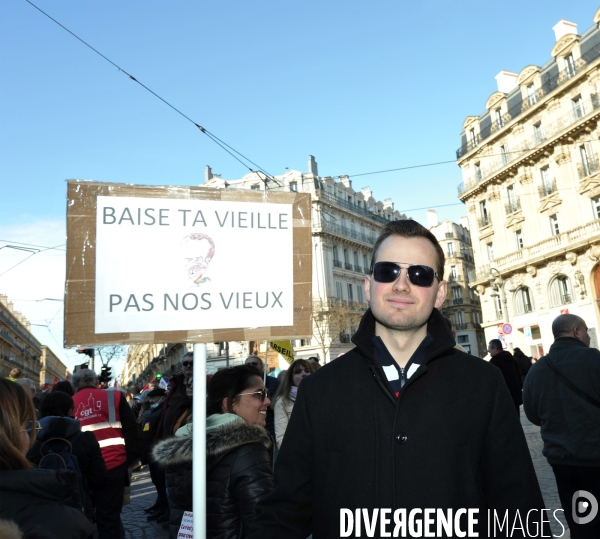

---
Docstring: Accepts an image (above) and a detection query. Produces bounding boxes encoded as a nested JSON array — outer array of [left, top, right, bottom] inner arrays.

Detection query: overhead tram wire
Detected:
[[25, 0, 283, 188]]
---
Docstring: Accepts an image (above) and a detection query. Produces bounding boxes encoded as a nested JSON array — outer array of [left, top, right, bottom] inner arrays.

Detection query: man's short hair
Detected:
[[369, 220, 445, 279], [181, 351, 193, 363], [8, 368, 22, 379], [551, 314, 585, 339], [71, 368, 99, 389], [308, 356, 320, 364], [488, 339, 503, 352], [245, 355, 263, 368]]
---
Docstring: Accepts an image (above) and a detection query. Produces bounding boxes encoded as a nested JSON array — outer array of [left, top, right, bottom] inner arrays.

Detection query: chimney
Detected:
[[495, 70, 518, 93], [308, 155, 318, 176], [205, 166, 213, 183], [427, 209, 439, 229], [361, 187, 372, 200], [553, 20, 578, 42], [460, 216, 470, 230]]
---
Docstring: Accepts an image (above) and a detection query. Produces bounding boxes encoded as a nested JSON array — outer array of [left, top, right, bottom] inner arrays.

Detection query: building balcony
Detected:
[[345, 262, 353, 271], [504, 198, 521, 215], [538, 179, 557, 198], [317, 219, 377, 246], [313, 189, 391, 226], [478, 216, 491, 229], [473, 219, 600, 282], [448, 274, 462, 282], [354, 265, 363, 273], [339, 334, 351, 344], [333, 260, 342, 268], [458, 94, 600, 195], [456, 43, 600, 159], [577, 156, 599, 179], [453, 298, 464, 305]]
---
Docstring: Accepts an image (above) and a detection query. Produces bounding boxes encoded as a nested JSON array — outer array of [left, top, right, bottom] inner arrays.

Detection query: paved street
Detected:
[[521, 410, 570, 538], [123, 467, 169, 539], [121, 414, 572, 538]]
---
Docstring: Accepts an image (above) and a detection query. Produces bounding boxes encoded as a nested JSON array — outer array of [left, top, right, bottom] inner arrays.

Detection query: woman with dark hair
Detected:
[[0, 379, 97, 538], [27, 390, 106, 520], [52, 380, 75, 396], [272, 359, 313, 448], [153, 365, 275, 539]]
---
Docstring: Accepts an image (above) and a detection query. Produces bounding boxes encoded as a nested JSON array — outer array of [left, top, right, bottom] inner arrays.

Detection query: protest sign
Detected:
[[64, 180, 312, 346]]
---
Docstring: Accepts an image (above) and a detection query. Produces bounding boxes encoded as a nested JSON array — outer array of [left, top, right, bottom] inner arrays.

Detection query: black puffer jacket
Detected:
[[0, 469, 97, 539], [153, 419, 274, 539]]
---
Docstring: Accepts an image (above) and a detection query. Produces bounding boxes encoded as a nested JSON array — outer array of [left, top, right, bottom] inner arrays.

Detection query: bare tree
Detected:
[[311, 298, 365, 363], [96, 345, 127, 366]]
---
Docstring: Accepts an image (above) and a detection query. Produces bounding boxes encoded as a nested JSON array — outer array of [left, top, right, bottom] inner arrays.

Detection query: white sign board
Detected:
[[177, 511, 193, 538], [94, 196, 294, 334]]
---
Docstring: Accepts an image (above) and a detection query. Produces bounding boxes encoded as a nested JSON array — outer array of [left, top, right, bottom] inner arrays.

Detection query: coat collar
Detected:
[[351, 308, 456, 366]]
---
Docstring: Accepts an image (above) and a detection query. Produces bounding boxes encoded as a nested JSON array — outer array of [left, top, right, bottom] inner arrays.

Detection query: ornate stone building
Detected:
[[456, 11, 600, 357], [0, 294, 68, 386], [428, 211, 486, 356]]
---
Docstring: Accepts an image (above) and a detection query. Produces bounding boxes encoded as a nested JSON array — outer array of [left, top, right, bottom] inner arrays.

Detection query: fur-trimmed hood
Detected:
[[152, 420, 272, 468]]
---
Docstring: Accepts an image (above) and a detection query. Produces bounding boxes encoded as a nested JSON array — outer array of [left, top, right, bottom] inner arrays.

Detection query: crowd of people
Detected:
[[1, 219, 598, 539]]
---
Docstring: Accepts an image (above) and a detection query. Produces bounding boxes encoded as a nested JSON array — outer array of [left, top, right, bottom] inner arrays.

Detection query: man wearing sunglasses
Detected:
[[250, 220, 547, 538]]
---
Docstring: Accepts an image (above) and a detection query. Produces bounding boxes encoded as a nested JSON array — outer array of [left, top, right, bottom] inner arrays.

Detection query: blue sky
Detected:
[[1, 0, 598, 372]]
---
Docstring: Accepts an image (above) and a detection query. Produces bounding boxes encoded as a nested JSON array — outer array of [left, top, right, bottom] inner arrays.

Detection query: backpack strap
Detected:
[[545, 358, 600, 409], [40, 437, 73, 456]]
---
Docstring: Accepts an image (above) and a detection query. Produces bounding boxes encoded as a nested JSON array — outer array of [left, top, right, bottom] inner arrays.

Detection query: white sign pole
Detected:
[[192, 343, 207, 537]]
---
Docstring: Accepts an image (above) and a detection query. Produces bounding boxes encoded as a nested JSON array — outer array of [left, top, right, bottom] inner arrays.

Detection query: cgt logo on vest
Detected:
[[75, 393, 102, 420]]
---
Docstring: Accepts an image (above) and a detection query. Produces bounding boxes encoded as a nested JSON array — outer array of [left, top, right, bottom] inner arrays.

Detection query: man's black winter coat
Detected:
[[490, 350, 523, 406], [249, 309, 547, 538]]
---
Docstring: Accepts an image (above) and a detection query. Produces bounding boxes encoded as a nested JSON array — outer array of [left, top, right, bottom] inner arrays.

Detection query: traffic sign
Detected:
[[502, 323, 512, 335]]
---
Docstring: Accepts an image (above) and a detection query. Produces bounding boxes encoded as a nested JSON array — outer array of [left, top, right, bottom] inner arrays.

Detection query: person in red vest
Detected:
[[72, 368, 141, 539]]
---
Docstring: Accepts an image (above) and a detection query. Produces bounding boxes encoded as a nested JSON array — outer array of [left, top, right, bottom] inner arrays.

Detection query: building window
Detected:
[[447, 242, 454, 256], [450, 265, 458, 280], [479, 200, 489, 227], [343, 249, 352, 270], [500, 144, 510, 165], [456, 311, 465, 328], [549, 275, 573, 307], [347, 283, 354, 302], [549, 214, 560, 236], [474, 162, 483, 182], [515, 230, 524, 250], [494, 109, 504, 130], [357, 285, 364, 304], [289, 181, 297, 192], [468, 128, 477, 149], [506, 185, 519, 213], [487, 242, 494, 262], [565, 53, 576, 78], [579, 143, 597, 178], [363, 255, 370, 273], [353, 252, 360, 272], [452, 287, 461, 300], [335, 281, 343, 300], [539, 166, 555, 197], [592, 195, 600, 219], [533, 122, 544, 145], [457, 335, 469, 344], [514, 287, 534, 315], [333, 246, 341, 268], [572, 95, 585, 119], [493, 295, 503, 320], [526, 84, 537, 106], [251, 184, 260, 190]]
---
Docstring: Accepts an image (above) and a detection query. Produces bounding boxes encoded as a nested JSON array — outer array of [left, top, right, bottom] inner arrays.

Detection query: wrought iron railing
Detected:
[[538, 179, 557, 198], [577, 155, 599, 179], [505, 198, 521, 215], [478, 216, 491, 229]]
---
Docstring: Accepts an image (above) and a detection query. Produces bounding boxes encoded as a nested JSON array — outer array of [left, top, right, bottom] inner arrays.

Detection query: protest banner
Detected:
[[64, 180, 312, 346]]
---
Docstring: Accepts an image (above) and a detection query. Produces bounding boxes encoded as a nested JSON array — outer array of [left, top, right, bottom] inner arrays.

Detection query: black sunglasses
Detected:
[[182, 361, 193, 367], [372, 262, 440, 287]]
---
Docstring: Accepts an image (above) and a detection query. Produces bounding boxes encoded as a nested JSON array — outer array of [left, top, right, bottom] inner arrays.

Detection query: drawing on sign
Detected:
[[182, 233, 215, 285]]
